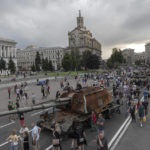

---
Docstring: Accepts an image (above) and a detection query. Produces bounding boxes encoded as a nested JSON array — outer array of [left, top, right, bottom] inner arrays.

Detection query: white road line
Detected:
[[0, 141, 9, 147], [108, 115, 130, 148], [45, 145, 53, 150], [31, 108, 50, 117], [110, 118, 132, 150], [0, 129, 32, 147], [108, 96, 144, 149], [0, 121, 15, 129]]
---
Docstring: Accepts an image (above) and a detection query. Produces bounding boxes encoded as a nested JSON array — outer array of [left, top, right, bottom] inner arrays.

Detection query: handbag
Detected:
[[52, 139, 60, 146], [79, 137, 85, 143], [143, 116, 146, 122]]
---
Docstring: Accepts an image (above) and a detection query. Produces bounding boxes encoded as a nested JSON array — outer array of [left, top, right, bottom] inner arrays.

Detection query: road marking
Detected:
[[110, 118, 132, 150], [108, 96, 144, 149], [45, 145, 53, 150], [31, 108, 51, 117], [108, 115, 130, 148], [0, 129, 32, 147], [0, 121, 15, 129]]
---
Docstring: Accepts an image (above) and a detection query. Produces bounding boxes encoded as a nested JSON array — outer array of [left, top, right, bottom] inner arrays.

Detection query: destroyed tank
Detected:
[[36, 86, 119, 134]]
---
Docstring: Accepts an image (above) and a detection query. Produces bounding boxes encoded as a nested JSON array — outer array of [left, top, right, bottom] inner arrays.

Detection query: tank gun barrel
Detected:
[[0, 97, 70, 117]]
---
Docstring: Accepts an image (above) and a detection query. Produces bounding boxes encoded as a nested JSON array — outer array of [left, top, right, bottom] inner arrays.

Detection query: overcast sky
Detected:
[[0, 0, 150, 59]]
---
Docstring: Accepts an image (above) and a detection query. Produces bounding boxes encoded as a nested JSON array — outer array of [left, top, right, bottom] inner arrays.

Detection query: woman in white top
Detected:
[[6, 130, 19, 150]]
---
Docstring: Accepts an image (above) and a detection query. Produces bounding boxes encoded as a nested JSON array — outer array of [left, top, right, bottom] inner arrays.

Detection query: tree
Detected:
[[31, 64, 36, 72], [62, 53, 72, 71], [107, 48, 125, 68], [8, 57, 16, 74], [70, 48, 81, 71], [42, 58, 49, 71], [82, 50, 92, 70], [86, 54, 100, 69], [0, 58, 6, 70], [35, 52, 41, 71], [48, 60, 53, 71]]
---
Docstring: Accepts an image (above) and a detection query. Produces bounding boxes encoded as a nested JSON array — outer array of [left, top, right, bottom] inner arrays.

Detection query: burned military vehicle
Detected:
[[36, 86, 119, 134]]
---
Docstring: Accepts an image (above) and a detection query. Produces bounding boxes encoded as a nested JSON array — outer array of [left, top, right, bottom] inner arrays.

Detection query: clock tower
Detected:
[[77, 10, 84, 28]]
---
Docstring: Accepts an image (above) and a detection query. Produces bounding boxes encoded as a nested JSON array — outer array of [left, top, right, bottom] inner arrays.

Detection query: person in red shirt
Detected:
[[91, 111, 97, 131], [8, 87, 11, 99]]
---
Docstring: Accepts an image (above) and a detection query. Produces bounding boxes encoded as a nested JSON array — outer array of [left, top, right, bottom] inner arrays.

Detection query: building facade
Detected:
[[68, 10, 102, 59], [134, 52, 145, 63], [0, 37, 17, 68], [145, 42, 150, 64], [122, 48, 135, 65], [17, 46, 64, 70]]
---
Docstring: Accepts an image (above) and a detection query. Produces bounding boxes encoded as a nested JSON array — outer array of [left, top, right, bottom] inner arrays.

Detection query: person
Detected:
[[97, 114, 105, 134], [31, 123, 41, 150], [75, 123, 86, 150], [129, 101, 136, 122], [23, 131, 29, 150], [142, 99, 148, 116], [19, 124, 29, 135], [97, 132, 108, 150], [52, 122, 62, 150], [91, 111, 97, 131], [138, 102, 145, 127], [6, 130, 19, 150], [32, 93, 36, 105], [56, 91, 60, 99], [19, 113, 25, 127], [41, 85, 45, 97], [144, 88, 149, 101], [8, 87, 11, 99]]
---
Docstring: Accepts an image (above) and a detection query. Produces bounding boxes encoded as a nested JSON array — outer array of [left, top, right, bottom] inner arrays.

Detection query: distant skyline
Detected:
[[0, 0, 150, 59]]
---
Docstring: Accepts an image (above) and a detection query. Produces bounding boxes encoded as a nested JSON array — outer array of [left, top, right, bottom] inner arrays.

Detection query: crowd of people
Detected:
[[5, 68, 150, 150]]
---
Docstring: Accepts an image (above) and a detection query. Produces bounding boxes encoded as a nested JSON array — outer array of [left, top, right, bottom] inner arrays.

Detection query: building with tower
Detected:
[[145, 42, 150, 64], [67, 10, 102, 59]]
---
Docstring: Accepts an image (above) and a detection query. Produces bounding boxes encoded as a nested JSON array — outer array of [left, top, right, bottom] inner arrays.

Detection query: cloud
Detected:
[[0, 0, 150, 59]]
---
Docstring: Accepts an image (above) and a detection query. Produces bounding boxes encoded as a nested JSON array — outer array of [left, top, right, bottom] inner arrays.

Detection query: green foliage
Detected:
[[107, 48, 125, 68], [8, 57, 16, 74], [82, 50, 92, 70], [42, 58, 54, 71], [48, 60, 53, 71], [62, 53, 72, 71], [0, 58, 6, 70], [35, 52, 41, 71], [31, 64, 36, 72], [86, 54, 100, 69], [70, 48, 81, 71]]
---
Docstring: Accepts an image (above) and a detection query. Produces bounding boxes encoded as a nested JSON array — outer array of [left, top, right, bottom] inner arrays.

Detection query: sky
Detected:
[[0, 0, 150, 59]]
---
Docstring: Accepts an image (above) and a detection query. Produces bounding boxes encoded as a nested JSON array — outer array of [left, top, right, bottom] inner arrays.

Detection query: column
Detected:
[[10, 47, 12, 57], [4, 46, 6, 57], [7, 46, 10, 58], [0, 45, 2, 57]]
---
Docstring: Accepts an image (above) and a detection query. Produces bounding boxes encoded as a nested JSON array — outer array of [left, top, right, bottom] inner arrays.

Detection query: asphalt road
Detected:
[[0, 77, 144, 150]]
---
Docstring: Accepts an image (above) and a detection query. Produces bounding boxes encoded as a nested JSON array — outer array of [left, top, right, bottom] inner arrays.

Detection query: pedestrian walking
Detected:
[[75, 122, 86, 150], [32, 93, 36, 105], [19, 113, 25, 127], [6, 130, 19, 150], [31, 123, 41, 150], [142, 99, 148, 116], [52, 122, 62, 150], [91, 111, 97, 131], [8, 87, 11, 99], [129, 101, 136, 122], [97, 132, 108, 150], [138, 102, 145, 127], [23, 131, 29, 150], [96, 114, 105, 134]]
